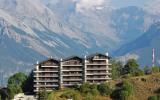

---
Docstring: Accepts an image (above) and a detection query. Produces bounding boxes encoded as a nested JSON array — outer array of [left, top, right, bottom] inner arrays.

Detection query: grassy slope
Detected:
[[130, 73, 160, 100], [47, 73, 160, 100], [111, 73, 160, 100]]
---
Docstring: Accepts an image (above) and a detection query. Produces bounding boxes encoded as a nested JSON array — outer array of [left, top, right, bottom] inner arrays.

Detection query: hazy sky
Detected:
[[111, 0, 147, 8]]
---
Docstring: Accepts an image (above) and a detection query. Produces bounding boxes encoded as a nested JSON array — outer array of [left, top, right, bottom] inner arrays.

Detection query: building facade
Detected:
[[33, 53, 112, 93]]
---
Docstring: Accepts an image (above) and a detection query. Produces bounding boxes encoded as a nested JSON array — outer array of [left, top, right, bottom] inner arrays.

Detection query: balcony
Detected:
[[41, 65, 59, 68], [34, 84, 59, 87], [86, 62, 111, 66], [63, 78, 82, 82], [34, 75, 59, 77], [34, 80, 59, 83], [86, 73, 108, 75], [62, 64, 83, 66], [34, 70, 58, 73], [87, 77, 112, 80], [62, 74, 82, 77], [34, 89, 53, 92], [86, 63, 107, 66], [63, 83, 81, 86], [62, 69, 82, 72], [87, 67, 112, 70]]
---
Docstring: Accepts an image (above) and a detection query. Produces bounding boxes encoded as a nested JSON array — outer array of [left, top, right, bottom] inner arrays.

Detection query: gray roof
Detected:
[[86, 53, 111, 59], [62, 55, 83, 61]]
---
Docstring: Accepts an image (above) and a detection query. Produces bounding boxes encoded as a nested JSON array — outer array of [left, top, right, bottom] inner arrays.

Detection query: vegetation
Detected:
[[60, 89, 81, 100], [79, 83, 99, 96], [7, 72, 27, 99], [122, 59, 143, 76], [152, 66, 160, 73], [38, 89, 49, 100], [22, 70, 34, 94], [97, 83, 112, 96], [5, 58, 160, 100], [148, 95, 160, 100], [111, 60, 123, 79], [119, 80, 134, 100]]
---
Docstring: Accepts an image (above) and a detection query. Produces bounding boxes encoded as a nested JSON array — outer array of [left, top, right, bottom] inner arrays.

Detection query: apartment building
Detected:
[[85, 53, 112, 84], [34, 58, 60, 92], [61, 56, 84, 88], [33, 53, 111, 93]]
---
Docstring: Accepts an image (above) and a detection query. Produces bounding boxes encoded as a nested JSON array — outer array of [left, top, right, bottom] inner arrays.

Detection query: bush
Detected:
[[152, 66, 160, 73], [79, 83, 99, 96], [97, 83, 112, 96], [148, 95, 158, 100], [84, 93, 94, 100], [120, 90, 130, 100], [89, 84, 99, 96], [79, 82, 90, 94], [38, 89, 49, 100], [119, 80, 134, 100], [135, 69, 144, 76], [60, 89, 81, 100]]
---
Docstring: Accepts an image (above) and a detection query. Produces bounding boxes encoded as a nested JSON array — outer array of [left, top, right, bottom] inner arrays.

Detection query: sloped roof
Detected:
[[63, 55, 83, 61], [38, 58, 60, 65]]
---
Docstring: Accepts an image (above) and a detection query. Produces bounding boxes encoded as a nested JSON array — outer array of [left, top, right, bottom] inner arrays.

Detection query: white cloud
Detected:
[[74, 0, 111, 12], [116, 53, 139, 65], [144, 0, 160, 15]]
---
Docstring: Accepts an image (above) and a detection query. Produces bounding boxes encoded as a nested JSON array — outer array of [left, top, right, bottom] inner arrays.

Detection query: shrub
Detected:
[[38, 89, 49, 100], [84, 93, 94, 100], [119, 80, 134, 100], [89, 84, 99, 96], [79, 82, 90, 94], [97, 83, 112, 96], [79, 83, 99, 96], [152, 66, 159, 73], [60, 89, 81, 100], [120, 90, 130, 100], [135, 69, 144, 76], [148, 95, 158, 100]]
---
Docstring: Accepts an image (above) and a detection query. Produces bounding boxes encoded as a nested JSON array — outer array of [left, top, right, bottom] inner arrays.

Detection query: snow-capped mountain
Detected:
[[0, 0, 160, 85]]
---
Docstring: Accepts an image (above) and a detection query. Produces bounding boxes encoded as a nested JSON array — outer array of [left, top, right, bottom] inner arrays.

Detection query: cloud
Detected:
[[74, 0, 111, 12], [116, 53, 139, 65], [144, 0, 160, 15]]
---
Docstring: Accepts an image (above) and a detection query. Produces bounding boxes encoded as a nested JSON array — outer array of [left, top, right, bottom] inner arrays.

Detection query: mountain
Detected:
[[116, 22, 160, 66], [0, 0, 159, 85]]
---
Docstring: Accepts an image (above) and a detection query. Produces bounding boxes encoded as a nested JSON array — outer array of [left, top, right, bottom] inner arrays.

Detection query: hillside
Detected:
[[110, 73, 160, 100], [129, 73, 160, 100], [46, 73, 160, 100]]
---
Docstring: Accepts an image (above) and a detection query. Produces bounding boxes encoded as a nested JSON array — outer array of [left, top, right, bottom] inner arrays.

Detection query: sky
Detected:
[[111, 0, 147, 8], [40, 0, 160, 15]]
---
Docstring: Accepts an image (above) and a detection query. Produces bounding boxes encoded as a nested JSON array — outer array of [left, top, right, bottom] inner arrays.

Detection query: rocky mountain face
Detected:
[[0, 0, 160, 85], [116, 22, 160, 66]]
